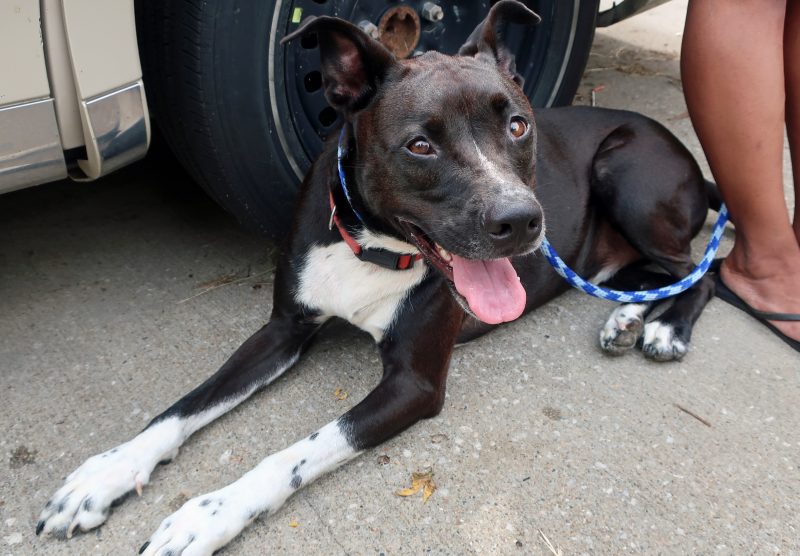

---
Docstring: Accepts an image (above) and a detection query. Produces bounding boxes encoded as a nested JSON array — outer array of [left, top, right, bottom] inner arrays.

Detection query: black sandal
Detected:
[[714, 273, 800, 354]]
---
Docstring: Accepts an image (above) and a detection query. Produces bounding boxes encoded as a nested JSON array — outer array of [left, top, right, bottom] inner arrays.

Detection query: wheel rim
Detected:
[[275, 0, 580, 176]]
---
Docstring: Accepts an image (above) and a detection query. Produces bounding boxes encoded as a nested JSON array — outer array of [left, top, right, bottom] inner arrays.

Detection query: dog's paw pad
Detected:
[[600, 304, 646, 355], [37, 445, 152, 538], [140, 492, 253, 556], [641, 321, 687, 361]]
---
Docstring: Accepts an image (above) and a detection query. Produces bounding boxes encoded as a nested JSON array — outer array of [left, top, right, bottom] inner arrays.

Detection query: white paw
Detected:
[[37, 442, 164, 538], [642, 321, 687, 361], [38, 419, 182, 538], [600, 303, 647, 355], [140, 490, 256, 556]]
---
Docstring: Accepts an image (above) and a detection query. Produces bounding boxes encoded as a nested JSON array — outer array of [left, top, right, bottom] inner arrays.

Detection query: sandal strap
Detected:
[[749, 309, 800, 321]]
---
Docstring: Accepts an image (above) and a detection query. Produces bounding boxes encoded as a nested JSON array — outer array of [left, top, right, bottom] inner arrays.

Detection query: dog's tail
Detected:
[[704, 179, 723, 212]]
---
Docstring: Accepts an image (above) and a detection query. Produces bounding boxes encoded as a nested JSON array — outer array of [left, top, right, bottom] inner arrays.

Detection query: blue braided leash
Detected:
[[540, 204, 729, 302]]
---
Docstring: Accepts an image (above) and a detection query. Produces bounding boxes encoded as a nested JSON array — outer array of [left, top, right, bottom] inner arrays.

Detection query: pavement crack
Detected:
[[304, 496, 350, 555]]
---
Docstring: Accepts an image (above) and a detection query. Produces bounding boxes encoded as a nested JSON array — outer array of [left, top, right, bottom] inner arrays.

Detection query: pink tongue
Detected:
[[451, 254, 526, 324]]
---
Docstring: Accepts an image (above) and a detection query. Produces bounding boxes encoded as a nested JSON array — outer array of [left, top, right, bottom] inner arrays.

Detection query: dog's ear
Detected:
[[282, 16, 396, 115], [458, 0, 541, 87]]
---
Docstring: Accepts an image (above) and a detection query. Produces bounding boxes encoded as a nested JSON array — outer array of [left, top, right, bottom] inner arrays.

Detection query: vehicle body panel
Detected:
[[0, 0, 149, 191], [0, 2, 51, 103]]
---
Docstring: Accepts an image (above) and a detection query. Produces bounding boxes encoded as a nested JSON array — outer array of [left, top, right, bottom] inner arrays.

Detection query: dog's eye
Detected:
[[509, 117, 529, 139], [407, 138, 434, 156]]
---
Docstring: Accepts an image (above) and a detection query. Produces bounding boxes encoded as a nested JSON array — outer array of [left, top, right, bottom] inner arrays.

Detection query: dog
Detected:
[[36, 2, 719, 553]]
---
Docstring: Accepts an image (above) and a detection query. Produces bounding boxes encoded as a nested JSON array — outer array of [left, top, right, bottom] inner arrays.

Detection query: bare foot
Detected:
[[721, 256, 800, 343]]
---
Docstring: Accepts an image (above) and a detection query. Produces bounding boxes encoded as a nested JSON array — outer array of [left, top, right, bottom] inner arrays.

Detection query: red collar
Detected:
[[328, 191, 423, 271]]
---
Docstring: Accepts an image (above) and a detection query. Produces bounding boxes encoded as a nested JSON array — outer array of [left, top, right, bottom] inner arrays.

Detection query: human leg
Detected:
[[682, 0, 800, 343], [786, 0, 800, 242]]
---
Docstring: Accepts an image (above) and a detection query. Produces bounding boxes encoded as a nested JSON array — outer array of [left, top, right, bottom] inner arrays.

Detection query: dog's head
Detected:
[[283, 1, 544, 324]]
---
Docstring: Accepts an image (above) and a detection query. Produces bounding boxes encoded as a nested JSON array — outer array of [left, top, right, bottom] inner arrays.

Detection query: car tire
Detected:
[[136, 0, 598, 240]]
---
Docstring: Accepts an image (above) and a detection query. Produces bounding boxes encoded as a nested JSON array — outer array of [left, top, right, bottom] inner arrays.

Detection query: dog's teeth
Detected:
[[435, 245, 452, 261]]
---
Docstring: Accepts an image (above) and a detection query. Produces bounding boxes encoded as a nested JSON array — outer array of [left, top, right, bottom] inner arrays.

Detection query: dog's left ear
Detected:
[[282, 16, 396, 116], [458, 0, 541, 87]]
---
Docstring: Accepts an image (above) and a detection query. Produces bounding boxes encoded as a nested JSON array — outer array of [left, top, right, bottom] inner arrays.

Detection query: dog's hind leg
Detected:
[[590, 121, 715, 360], [37, 308, 321, 539], [138, 279, 463, 555]]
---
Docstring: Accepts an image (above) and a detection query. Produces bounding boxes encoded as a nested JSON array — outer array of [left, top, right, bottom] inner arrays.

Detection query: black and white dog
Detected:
[[37, 2, 719, 553]]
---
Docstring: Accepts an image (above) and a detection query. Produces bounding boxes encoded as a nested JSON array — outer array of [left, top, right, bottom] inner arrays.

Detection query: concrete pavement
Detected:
[[2, 2, 798, 554]]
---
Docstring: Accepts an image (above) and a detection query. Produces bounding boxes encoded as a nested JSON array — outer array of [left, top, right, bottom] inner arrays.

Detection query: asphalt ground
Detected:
[[1, 2, 798, 554]]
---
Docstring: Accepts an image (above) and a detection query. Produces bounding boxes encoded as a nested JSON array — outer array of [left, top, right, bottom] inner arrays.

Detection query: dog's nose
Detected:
[[483, 202, 543, 251]]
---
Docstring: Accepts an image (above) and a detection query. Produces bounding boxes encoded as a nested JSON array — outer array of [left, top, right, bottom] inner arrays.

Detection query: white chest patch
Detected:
[[295, 236, 428, 341]]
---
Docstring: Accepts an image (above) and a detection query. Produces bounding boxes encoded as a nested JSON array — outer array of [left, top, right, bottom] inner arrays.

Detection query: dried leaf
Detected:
[[396, 485, 422, 496], [334, 388, 349, 400], [422, 480, 436, 503], [396, 469, 436, 503]]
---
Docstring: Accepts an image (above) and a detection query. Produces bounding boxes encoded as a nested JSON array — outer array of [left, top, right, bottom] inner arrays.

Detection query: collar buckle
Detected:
[[357, 247, 415, 270]]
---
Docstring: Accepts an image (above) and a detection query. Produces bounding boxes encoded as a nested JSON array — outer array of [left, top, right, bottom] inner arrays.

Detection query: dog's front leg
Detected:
[[139, 282, 463, 556], [37, 309, 319, 539]]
